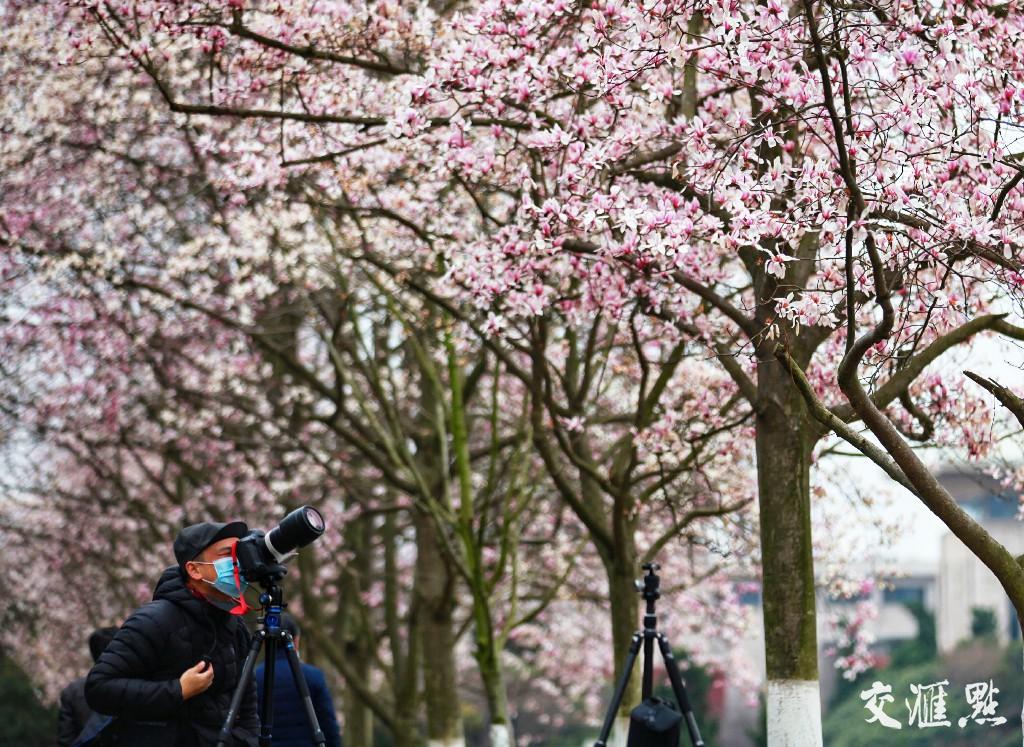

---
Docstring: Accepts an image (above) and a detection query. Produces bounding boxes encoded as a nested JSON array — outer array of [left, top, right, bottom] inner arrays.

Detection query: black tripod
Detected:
[[594, 563, 705, 747], [217, 571, 326, 747]]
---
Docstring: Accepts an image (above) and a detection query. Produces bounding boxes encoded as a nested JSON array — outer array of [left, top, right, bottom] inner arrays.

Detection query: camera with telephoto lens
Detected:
[[235, 505, 325, 584]]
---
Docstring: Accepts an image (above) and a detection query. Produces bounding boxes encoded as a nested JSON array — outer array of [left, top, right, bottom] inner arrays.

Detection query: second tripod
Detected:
[[216, 578, 326, 747], [594, 563, 705, 747]]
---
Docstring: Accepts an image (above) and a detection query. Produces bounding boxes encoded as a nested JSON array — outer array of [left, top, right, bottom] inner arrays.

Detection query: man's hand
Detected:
[[179, 660, 214, 701]]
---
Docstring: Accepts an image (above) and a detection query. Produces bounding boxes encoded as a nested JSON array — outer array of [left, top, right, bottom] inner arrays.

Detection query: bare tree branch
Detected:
[[965, 370, 1024, 429]]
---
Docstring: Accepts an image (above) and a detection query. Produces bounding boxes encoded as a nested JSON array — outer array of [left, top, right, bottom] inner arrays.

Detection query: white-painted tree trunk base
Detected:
[[766, 679, 823, 747], [489, 723, 512, 747], [427, 738, 465, 747]]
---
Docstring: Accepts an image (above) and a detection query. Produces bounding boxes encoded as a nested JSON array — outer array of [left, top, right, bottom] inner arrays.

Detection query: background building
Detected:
[[937, 469, 1024, 652]]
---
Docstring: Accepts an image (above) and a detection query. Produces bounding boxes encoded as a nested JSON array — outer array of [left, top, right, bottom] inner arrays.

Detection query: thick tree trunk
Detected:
[[414, 510, 465, 747], [341, 518, 375, 747], [469, 582, 514, 747], [1018, 613, 1024, 747], [756, 357, 822, 746], [479, 658, 514, 747], [391, 718, 421, 747], [343, 648, 375, 747], [385, 513, 422, 747], [446, 332, 515, 747], [605, 539, 641, 743]]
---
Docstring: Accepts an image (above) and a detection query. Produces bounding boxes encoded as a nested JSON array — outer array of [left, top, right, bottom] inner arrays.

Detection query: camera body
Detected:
[[235, 505, 325, 584]]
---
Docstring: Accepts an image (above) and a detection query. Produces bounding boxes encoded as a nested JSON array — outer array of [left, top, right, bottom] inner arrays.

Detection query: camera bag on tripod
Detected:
[[626, 696, 683, 747]]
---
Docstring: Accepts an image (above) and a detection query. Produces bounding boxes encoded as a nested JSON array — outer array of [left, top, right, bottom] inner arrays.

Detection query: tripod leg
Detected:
[[281, 632, 327, 747], [258, 634, 279, 747], [655, 634, 705, 747], [642, 629, 655, 700], [594, 632, 642, 747], [217, 631, 264, 747]]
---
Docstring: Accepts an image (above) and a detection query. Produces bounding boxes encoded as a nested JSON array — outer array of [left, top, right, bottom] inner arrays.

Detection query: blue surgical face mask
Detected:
[[195, 557, 249, 599]]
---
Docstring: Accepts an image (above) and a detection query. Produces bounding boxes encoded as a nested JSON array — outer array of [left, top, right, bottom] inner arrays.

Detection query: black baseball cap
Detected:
[[174, 520, 249, 569]]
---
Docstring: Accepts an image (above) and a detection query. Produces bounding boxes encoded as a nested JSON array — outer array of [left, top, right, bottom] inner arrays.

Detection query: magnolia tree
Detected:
[[0, 3, 764, 745]]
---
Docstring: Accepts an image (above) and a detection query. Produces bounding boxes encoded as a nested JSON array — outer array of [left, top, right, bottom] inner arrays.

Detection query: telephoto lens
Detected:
[[235, 505, 326, 583], [264, 506, 326, 561]]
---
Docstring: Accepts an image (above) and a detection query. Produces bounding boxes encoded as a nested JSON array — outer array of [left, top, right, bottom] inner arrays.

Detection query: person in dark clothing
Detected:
[[57, 627, 118, 746], [254, 613, 342, 747], [85, 520, 260, 746]]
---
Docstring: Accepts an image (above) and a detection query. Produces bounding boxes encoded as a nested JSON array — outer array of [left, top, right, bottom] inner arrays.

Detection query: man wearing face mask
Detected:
[[85, 521, 260, 746]]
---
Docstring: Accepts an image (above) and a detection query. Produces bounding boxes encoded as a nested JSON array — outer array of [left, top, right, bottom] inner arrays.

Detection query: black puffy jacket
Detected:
[[85, 566, 259, 746]]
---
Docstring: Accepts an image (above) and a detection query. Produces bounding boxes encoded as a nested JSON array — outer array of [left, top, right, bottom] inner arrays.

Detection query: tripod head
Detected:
[[636, 562, 662, 604], [253, 573, 290, 638], [630, 561, 663, 610]]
